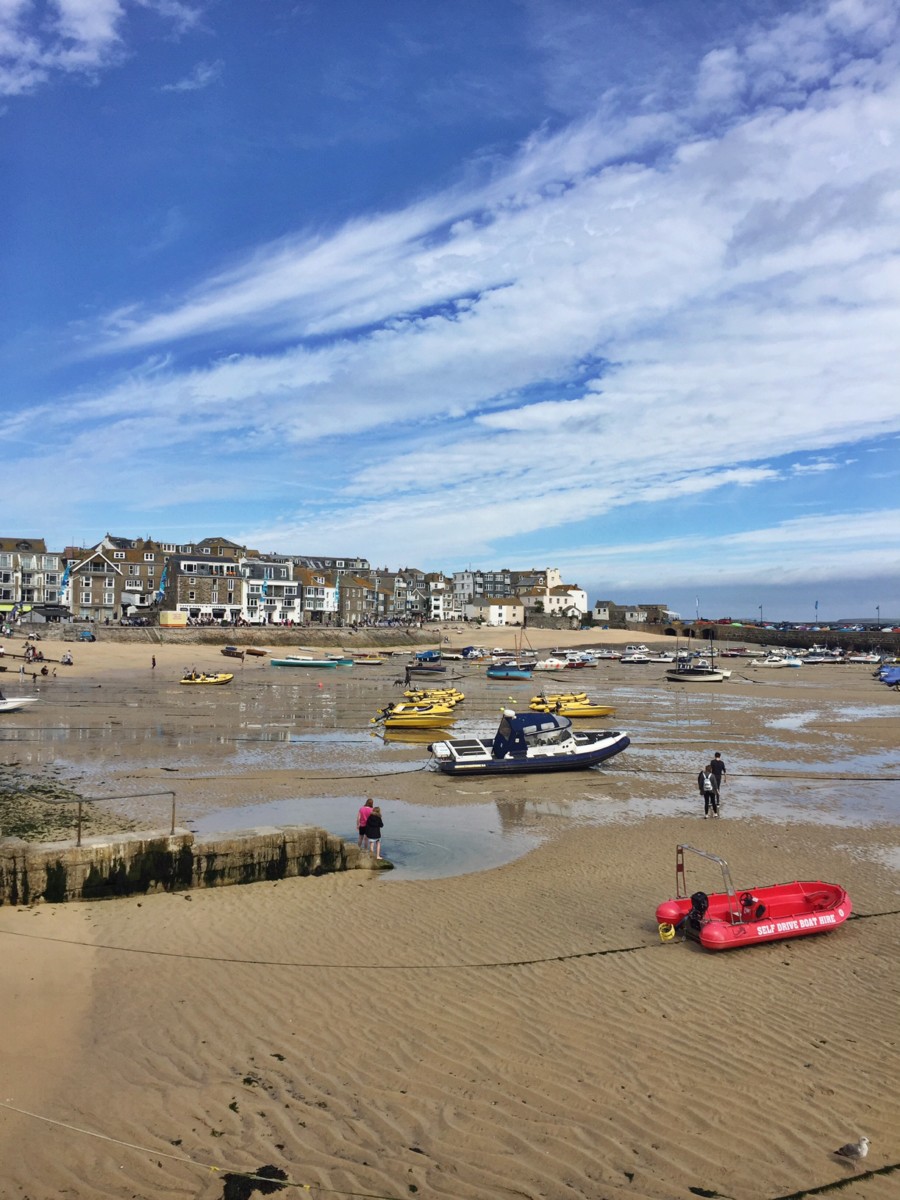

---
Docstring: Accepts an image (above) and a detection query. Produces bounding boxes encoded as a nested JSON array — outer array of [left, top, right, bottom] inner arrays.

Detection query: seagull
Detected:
[[833, 1136, 869, 1165]]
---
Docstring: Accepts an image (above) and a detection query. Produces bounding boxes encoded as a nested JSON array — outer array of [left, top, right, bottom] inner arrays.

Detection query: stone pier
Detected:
[[0, 825, 386, 905]]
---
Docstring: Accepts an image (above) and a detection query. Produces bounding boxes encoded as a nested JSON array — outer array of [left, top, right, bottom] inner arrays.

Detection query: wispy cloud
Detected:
[[161, 57, 221, 92]]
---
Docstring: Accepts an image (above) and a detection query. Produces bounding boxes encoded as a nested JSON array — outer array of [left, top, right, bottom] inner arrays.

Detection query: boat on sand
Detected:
[[429, 709, 629, 775], [656, 845, 851, 951], [180, 672, 233, 686]]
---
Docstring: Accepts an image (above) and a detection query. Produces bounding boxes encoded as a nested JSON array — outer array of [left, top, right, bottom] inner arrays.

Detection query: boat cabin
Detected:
[[491, 709, 573, 758]]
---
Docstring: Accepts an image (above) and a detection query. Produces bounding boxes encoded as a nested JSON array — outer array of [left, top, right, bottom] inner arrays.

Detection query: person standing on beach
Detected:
[[365, 805, 384, 859], [698, 764, 718, 818], [152, 655, 156, 670], [357, 799, 373, 849]]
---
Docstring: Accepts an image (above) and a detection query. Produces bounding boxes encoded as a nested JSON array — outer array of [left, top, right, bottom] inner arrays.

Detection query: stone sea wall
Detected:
[[0, 825, 382, 906]]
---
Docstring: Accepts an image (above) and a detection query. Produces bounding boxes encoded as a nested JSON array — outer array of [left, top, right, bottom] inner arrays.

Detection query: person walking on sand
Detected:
[[357, 798, 374, 849], [364, 805, 384, 859], [698, 764, 718, 818], [152, 655, 156, 670], [710, 751, 726, 808]]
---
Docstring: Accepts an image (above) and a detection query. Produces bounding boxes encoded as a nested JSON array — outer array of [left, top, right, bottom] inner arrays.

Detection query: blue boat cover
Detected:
[[491, 710, 572, 758]]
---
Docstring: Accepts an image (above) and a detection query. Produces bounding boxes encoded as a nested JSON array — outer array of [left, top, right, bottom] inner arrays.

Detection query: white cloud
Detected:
[[0, 0, 202, 96], [161, 57, 221, 92]]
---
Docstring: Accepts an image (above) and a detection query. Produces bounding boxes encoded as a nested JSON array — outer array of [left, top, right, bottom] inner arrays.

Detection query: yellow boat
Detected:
[[403, 688, 464, 704], [180, 672, 234, 686], [382, 711, 456, 729], [530, 695, 615, 718], [530, 692, 588, 705]]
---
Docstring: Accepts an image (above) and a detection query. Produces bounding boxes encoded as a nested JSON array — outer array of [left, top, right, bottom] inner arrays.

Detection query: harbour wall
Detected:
[[0, 825, 382, 906]]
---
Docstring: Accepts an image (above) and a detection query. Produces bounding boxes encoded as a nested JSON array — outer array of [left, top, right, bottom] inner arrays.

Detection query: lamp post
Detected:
[[876, 604, 880, 628], [759, 604, 763, 626]]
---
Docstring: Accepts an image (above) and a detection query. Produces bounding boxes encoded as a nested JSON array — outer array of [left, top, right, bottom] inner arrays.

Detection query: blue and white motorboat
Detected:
[[429, 709, 629, 775]]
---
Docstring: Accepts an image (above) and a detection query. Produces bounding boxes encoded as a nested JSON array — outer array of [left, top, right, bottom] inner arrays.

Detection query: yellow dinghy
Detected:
[[530, 691, 588, 706], [373, 700, 457, 729], [530, 694, 615, 718], [180, 671, 234, 685], [403, 688, 464, 704]]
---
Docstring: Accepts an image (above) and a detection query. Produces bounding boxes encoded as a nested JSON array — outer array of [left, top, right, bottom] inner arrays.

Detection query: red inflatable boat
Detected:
[[656, 845, 851, 951]]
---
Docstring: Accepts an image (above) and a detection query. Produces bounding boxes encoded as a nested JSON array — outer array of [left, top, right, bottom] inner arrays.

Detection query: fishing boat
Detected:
[[0, 696, 39, 713], [619, 651, 651, 663], [656, 845, 851, 951], [429, 709, 629, 775], [180, 671, 234, 686], [751, 654, 802, 668], [221, 645, 244, 659], [270, 656, 338, 668]]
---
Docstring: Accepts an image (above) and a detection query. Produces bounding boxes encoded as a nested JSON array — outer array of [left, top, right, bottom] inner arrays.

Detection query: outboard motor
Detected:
[[687, 891, 709, 932]]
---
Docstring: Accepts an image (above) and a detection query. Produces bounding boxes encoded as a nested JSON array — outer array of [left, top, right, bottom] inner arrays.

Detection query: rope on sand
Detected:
[[0, 1099, 399, 1198]]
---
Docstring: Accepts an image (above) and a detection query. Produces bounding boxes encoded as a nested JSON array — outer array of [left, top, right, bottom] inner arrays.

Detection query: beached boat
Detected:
[[656, 845, 851, 952], [751, 654, 802, 668], [374, 701, 457, 729], [352, 655, 386, 666], [530, 698, 616, 718], [620, 651, 651, 663], [221, 646, 245, 659], [270, 656, 338, 668], [325, 654, 354, 665], [180, 672, 234, 685], [244, 646, 268, 657], [0, 696, 39, 713], [486, 663, 534, 680], [429, 709, 629, 775], [666, 659, 729, 683], [533, 657, 568, 671]]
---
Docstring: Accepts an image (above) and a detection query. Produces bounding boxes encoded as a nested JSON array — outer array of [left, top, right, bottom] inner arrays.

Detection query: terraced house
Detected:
[[0, 537, 64, 620]]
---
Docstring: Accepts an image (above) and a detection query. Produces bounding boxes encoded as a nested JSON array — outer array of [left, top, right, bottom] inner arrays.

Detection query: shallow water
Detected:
[[189, 794, 539, 881]]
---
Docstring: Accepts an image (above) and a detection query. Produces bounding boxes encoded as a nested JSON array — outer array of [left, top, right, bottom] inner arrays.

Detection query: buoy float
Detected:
[[658, 922, 676, 943]]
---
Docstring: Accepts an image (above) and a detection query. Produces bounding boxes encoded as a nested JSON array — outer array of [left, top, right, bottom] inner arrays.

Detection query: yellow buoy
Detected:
[[658, 922, 676, 943]]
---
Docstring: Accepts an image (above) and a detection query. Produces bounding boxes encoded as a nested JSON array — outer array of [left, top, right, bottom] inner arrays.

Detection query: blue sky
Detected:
[[2, 0, 899, 621]]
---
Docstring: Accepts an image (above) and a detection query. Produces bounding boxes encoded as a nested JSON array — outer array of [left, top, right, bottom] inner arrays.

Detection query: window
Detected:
[[211, 591, 219, 603], [202, 547, 210, 554], [144, 553, 155, 562], [105, 577, 115, 587], [114, 551, 125, 560], [104, 592, 115, 604], [188, 590, 196, 601], [125, 581, 142, 591], [45, 573, 58, 585], [129, 565, 139, 575]]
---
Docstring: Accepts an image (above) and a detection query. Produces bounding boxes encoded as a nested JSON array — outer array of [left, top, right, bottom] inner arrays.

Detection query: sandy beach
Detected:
[[0, 627, 897, 1199]]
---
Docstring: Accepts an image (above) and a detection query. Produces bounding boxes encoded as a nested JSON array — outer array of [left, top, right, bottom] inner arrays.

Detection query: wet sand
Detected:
[[0, 629, 898, 1198]]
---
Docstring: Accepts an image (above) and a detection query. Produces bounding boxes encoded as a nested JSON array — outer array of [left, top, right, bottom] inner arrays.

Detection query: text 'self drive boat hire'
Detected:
[[656, 845, 851, 951], [430, 708, 629, 775]]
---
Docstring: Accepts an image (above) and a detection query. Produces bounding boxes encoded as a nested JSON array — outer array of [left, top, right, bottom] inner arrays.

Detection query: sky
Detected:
[[1, 0, 899, 622]]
